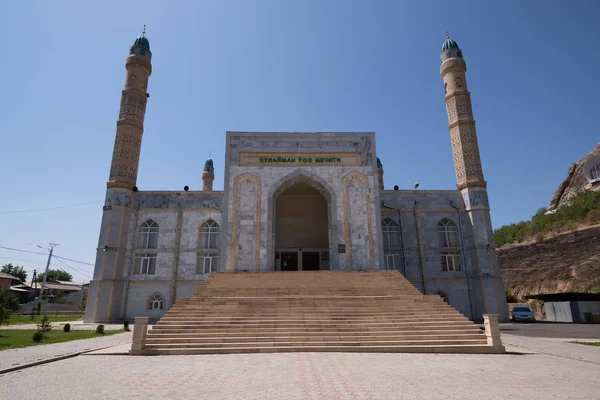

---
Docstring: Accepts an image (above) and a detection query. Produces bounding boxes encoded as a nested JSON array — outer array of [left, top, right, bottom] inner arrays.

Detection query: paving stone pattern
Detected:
[[0, 331, 132, 371], [1, 345, 600, 399]]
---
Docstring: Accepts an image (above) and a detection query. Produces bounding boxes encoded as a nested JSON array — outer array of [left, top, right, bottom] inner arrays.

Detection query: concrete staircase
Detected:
[[143, 271, 499, 354]]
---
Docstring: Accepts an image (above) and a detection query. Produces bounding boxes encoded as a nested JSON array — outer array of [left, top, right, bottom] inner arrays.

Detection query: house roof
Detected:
[[525, 292, 600, 302], [16, 282, 82, 291], [0, 272, 18, 280]]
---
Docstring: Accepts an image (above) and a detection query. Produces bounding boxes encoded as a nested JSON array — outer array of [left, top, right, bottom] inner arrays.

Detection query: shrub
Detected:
[[123, 321, 130, 331], [36, 314, 52, 338], [33, 332, 43, 342], [0, 290, 19, 324], [96, 324, 105, 334], [493, 190, 600, 246], [505, 287, 520, 303], [63, 323, 71, 332]]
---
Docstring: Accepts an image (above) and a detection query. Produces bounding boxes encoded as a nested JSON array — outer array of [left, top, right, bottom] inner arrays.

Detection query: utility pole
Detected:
[[37, 243, 59, 306], [30, 269, 37, 303]]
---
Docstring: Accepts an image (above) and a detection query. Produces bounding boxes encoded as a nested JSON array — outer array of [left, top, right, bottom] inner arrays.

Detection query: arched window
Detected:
[[437, 218, 458, 248], [382, 218, 400, 248], [455, 78, 463, 88], [199, 219, 219, 250], [137, 220, 159, 249], [437, 290, 449, 304], [438, 218, 462, 272], [148, 293, 164, 310], [197, 219, 220, 275], [444, 83, 448, 94]]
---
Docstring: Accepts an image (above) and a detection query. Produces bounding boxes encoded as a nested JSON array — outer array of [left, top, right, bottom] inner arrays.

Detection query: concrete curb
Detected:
[[0, 345, 119, 375]]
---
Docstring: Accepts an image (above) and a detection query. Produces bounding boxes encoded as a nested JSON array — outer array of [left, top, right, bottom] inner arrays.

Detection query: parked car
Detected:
[[511, 306, 536, 322]]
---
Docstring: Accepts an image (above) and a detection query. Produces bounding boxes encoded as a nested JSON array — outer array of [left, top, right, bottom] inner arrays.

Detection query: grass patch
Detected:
[[6, 314, 83, 325], [569, 341, 600, 347], [0, 329, 126, 350]]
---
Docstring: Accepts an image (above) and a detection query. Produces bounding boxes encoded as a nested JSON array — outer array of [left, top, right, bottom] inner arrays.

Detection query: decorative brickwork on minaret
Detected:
[[107, 33, 152, 189], [440, 34, 485, 191]]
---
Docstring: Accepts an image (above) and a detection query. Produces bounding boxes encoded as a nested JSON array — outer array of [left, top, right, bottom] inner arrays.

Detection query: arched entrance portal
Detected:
[[274, 178, 330, 271]]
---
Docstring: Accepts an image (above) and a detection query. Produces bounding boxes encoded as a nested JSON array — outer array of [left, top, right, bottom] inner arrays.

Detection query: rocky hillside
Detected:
[[497, 224, 600, 299], [548, 142, 600, 211]]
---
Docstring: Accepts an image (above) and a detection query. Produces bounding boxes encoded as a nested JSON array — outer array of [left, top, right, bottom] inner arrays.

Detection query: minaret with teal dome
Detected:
[[107, 26, 152, 189], [202, 153, 214, 191], [440, 33, 508, 320], [85, 29, 154, 323]]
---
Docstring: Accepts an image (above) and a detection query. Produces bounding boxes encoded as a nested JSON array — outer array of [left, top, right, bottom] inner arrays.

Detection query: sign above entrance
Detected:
[[239, 152, 362, 167]]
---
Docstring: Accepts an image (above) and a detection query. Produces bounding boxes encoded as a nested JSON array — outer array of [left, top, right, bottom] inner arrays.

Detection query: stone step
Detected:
[[148, 324, 480, 334], [144, 339, 489, 349], [155, 316, 468, 324], [146, 329, 482, 338], [134, 270, 495, 355], [140, 344, 501, 355], [145, 334, 486, 344]]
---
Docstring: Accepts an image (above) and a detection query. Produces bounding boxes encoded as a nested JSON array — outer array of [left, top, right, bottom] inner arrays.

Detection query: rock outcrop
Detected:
[[548, 142, 600, 211], [497, 224, 600, 299]]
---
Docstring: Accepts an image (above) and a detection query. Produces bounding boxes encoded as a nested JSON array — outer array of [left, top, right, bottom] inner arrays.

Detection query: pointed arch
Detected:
[[267, 169, 337, 271], [147, 292, 165, 310], [437, 218, 458, 248], [381, 217, 400, 248], [137, 219, 159, 249], [198, 219, 220, 250], [437, 290, 449, 304]]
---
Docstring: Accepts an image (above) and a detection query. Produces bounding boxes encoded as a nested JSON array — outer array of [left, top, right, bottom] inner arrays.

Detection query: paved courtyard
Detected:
[[1, 328, 599, 400]]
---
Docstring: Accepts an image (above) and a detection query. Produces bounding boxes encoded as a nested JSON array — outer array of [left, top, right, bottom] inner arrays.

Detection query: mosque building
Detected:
[[85, 33, 509, 323]]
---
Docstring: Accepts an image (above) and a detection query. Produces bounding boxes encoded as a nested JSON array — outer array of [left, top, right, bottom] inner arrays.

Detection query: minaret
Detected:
[[440, 33, 485, 190], [85, 30, 153, 323], [440, 33, 508, 321], [376, 157, 384, 190], [202, 154, 214, 191], [107, 28, 152, 189]]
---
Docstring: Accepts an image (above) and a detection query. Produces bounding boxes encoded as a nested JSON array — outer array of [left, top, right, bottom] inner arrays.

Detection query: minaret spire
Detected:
[[440, 35, 485, 190], [142, 24, 146, 37], [107, 33, 153, 189]]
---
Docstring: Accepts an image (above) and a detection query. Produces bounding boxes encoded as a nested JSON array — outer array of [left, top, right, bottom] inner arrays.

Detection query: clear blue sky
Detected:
[[1, 1, 598, 283]]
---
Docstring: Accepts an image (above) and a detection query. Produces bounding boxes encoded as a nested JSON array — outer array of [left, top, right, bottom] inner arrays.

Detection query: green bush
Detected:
[[0, 290, 20, 324], [36, 314, 52, 338], [505, 287, 520, 303], [494, 190, 600, 246], [63, 323, 71, 332], [33, 332, 43, 342], [96, 324, 105, 334]]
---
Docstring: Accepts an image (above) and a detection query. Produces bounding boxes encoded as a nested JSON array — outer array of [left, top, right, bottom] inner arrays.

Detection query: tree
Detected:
[[36, 269, 73, 282], [1, 264, 27, 283], [0, 289, 20, 324]]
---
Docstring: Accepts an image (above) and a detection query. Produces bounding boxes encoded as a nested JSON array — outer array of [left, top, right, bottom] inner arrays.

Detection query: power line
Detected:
[[0, 245, 95, 267], [53, 257, 93, 279], [0, 200, 101, 215], [53, 255, 95, 267], [0, 246, 47, 255]]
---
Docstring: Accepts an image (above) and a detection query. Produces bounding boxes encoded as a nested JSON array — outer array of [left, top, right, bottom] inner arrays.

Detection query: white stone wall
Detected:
[[124, 282, 172, 320], [224, 165, 381, 271]]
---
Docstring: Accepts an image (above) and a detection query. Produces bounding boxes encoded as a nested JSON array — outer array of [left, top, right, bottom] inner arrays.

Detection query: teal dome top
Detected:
[[205, 158, 213, 167], [376, 157, 382, 168], [442, 38, 459, 52], [133, 36, 150, 50]]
